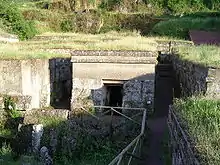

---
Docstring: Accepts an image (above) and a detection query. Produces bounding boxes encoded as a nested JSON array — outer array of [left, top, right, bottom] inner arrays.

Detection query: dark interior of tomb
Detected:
[[105, 84, 123, 114]]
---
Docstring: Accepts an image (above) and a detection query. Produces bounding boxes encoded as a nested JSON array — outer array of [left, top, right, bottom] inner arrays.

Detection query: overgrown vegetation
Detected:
[[0, 0, 37, 40], [1, 0, 219, 40], [174, 97, 220, 165], [16, 0, 220, 14], [27, 109, 140, 165], [0, 143, 41, 165], [176, 45, 220, 67], [151, 17, 220, 39]]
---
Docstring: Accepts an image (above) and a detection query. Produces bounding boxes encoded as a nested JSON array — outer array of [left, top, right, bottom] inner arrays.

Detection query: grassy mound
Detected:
[[151, 17, 220, 39]]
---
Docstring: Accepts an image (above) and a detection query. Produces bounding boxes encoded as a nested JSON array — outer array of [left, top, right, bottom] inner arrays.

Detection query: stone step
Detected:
[[156, 64, 173, 71], [156, 71, 173, 77]]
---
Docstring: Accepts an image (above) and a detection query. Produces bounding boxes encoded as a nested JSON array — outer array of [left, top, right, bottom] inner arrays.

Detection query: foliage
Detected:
[[182, 11, 220, 18], [174, 97, 220, 165], [60, 20, 74, 32], [39, 118, 117, 165], [0, 0, 37, 40], [101, 12, 162, 35], [74, 10, 103, 34], [0, 143, 41, 165], [22, 8, 66, 32], [151, 17, 220, 39], [3, 96, 22, 119]]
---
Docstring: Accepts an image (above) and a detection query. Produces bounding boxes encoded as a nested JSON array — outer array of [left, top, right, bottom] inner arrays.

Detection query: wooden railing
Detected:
[[79, 106, 147, 165]]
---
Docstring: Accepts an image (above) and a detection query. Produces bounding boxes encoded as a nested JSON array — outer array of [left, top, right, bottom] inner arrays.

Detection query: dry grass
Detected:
[[24, 31, 159, 50], [0, 31, 195, 60], [0, 31, 158, 59], [177, 45, 220, 68]]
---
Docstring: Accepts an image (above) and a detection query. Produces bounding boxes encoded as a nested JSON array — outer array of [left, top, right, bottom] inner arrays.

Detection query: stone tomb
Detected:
[[70, 50, 157, 110]]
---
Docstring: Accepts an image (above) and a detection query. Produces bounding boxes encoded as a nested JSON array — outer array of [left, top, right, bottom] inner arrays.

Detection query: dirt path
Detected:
[[138, 117, 168, 165]]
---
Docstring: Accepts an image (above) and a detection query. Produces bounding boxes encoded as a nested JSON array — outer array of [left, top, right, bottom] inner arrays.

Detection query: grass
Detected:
[[176, 45, 220, 68], [151, 17, 220, 39], [0, 31, 187, 59], [174, 97, 220, 165], [0, 144, 41, 165], [1, 30, 219, 68]]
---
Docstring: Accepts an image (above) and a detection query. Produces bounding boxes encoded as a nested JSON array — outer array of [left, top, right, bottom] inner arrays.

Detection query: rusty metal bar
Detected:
[[80, 107, 100, 120], [141, 109, 147, 135], [126, 152, 143, 160], [94, 105, 145, 111], [77, 105, 147, 165], [107, 107, 147, 165], [108, 134, 142, 165], [169, 107, 200, 165], [110, 108, 141, 126], [128, 138, 140, 165]]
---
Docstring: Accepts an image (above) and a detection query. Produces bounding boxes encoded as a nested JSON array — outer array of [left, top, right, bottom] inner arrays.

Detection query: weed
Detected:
[[174, 97, 220, 165], [3, 96, 21, 119]]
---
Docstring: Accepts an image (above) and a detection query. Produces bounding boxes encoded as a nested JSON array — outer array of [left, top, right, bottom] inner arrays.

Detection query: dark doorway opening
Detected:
[[104, 84, 123, 114], [49, 58, 72, 110]]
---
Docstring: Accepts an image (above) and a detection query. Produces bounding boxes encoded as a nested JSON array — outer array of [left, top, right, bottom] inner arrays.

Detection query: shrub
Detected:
[[23, 9, 67, 32], [0, 1, 37, 40], [101, 12, 162, 35], [151, 17, 220, 39], [183, 11, 220, 18], [23, 8, 162, 34], [60, 19, 74, 32], [74, 10, 103, 34]]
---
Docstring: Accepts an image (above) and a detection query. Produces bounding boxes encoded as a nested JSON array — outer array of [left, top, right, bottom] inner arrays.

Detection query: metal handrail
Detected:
[[107, 107, 147, 165], [79, 106, 147, 165], [168, 107, 200, 165]]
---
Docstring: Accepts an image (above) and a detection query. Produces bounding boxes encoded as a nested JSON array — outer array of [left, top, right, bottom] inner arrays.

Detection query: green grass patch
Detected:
[[174, 97, 220, 165], [183, 11, 220, 18], [176, 45, 220, 67], [151, 17, 220, 39]]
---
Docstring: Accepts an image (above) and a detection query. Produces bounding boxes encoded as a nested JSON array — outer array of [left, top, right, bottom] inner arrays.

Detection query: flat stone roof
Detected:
[[71, 50, 157, 64]]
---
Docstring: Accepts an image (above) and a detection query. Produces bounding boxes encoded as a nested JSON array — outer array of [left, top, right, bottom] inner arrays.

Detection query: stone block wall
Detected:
[[169, 54, 220, 98], [0, 59, 50, 110], [71, 78, 154, 110], [123, 80, 154, 108]]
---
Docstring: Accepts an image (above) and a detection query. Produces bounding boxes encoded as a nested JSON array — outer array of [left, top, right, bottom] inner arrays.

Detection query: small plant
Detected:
[[3, 96, 21, 119]]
